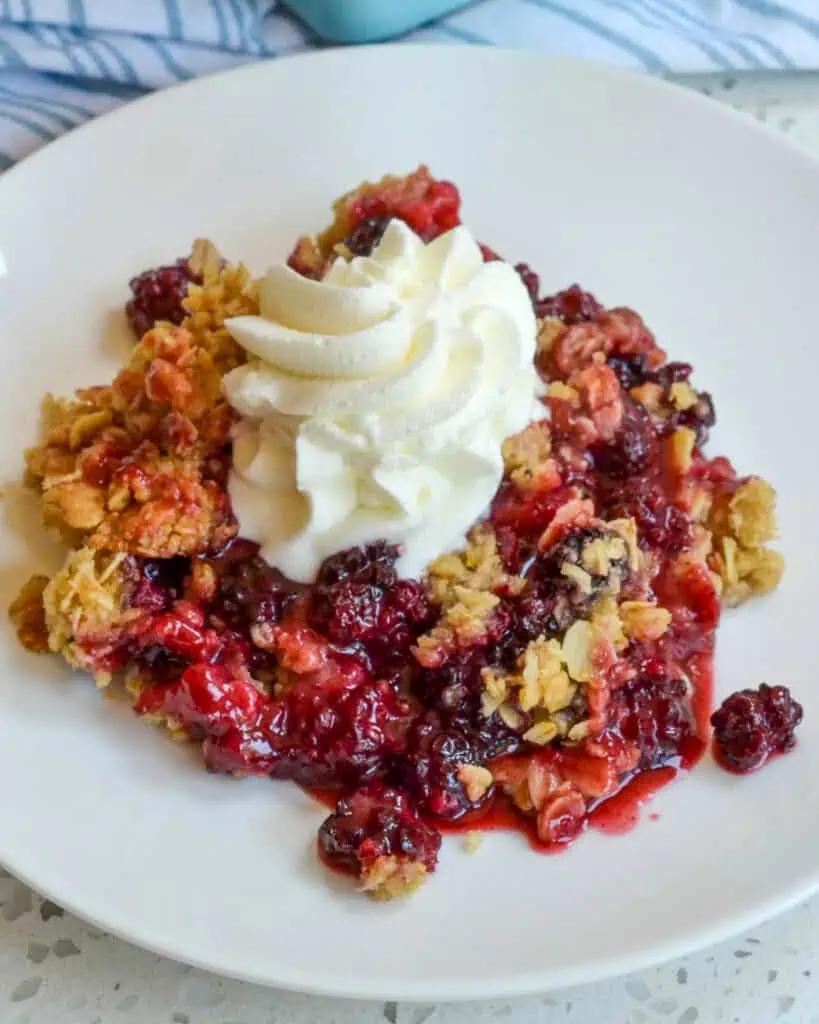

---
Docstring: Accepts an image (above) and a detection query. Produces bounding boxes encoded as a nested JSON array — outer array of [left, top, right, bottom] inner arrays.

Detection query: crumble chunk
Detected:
[[480, 635, 579, 740], [463, 831, 483, 854], [536, 318, 567, 359], [669, 380, 698, 411], [42, 479, 106, 535], [42, 547, 139, 682], [545, 525, 630, 609], [712, 536, 784, 608], [707, 476, 783, 605], [425, 523, 524, 607], [456, 764, 494, 802], [546, 380, 579, 402], [359, 856, 429, 900], [492, 756, 588, 845], [25, 249, 256, 554], [414, 586, 500, 669], [502, 421, 553, 488], [518, 638, 575, 713], [728, 478, 778, 548], [630, 381, 663, 414], [607, 517, 642, 573], [668, 426, 696, 474], [9, 574, 50, 653], [619, 601, 672, 641]]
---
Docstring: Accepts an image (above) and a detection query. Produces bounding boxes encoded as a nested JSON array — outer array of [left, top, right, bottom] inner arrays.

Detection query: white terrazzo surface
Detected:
[[3, 70, 819, 1024]]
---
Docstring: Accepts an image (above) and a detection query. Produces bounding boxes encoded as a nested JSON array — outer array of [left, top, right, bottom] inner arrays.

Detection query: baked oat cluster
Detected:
[[9, 166, 796, 899]]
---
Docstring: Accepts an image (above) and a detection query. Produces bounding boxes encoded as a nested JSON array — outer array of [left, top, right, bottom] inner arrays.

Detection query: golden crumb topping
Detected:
[[619, 600, 672, 641], [8, 574, 50, 653], [359, 856, 429, 900], [707, 476, 783, 606], [425, 524, 524, 608], [42, 547, 138, 682], [456, 764, 494, 802], [414, 586, 500, 669], [502, 421, 553, 488]]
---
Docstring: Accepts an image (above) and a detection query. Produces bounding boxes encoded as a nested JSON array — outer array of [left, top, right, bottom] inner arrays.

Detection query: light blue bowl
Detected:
[[284, 0, 473, 43]]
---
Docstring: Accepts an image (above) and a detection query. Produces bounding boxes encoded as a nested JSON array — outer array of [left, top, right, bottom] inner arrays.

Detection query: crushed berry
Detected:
[[137, 656, 416, 788], [212, 551, 288, 632], [310, 579, 432, 666], [612, 675, 694, 769], [607, 354, 651, 392], [202, 702, 287, 776], [590, 397, 658, 480], [129, 557, 189, 613], [318, 783, 441, 877], [344, 216, 391, 257], [268, 673, 416, 789], [493, 593, 563, 665], [309, 546, 431, 670], [515, 263, 540, 307], [319, 582, 384, 645], [135, 644, 188, 685], [601, 485, 693, 554], [146, 662, 262, 734], [491, 482, 575, 535], [125, 259, 200, 338], [394, 716, 492, 820], [141, 608, 224, 665], [130, 577, 171, 615], [350, 178, 460, 243], [536, 284, 603, 324], [711, 684, 803, 773], [412, 651, 520, 759], [316, 542, 400, 590], [653, 361, 693, 390], [670, 391, 716, 446]]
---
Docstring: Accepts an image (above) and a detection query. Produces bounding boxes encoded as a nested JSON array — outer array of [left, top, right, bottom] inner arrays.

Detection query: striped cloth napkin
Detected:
[[0, 1, 817, 170]]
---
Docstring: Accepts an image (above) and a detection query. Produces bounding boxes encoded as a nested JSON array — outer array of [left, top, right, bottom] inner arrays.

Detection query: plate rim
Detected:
[[1, 844, 814, 1001], [3, 45, 817, 192]]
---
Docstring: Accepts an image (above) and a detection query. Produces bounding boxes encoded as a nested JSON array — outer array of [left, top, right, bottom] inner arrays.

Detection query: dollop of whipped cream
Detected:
[[223, 219, 539, 583]]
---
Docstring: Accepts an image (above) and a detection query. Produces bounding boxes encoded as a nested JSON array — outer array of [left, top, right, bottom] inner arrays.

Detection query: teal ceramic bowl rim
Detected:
[[283, 0, 474, 43]]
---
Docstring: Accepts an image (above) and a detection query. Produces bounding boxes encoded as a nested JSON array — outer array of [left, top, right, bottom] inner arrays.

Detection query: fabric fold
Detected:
[[0, 0, 818, 169]]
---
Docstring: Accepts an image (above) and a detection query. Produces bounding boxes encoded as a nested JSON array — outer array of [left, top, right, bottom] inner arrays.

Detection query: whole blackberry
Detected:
[[126, 258, 200, 339], [711, 684, 803, 773]]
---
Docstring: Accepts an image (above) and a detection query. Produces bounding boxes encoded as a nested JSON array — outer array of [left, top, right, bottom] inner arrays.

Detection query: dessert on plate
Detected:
[[9, 166, 801, 899]]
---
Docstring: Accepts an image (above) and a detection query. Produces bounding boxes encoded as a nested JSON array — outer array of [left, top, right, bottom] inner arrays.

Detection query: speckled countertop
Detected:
[[4, 71, 819, 1024]]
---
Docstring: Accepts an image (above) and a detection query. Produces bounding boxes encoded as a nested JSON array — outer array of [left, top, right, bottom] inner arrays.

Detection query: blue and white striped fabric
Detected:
[[1, 0, 818, 170]]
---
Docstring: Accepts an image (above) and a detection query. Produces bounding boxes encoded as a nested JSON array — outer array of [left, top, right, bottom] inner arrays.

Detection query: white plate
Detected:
[[1, 47, 818, 1002]]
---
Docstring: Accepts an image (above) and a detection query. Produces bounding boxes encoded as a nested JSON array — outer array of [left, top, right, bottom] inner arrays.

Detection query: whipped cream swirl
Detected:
[[223, 219, 539, 583]]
